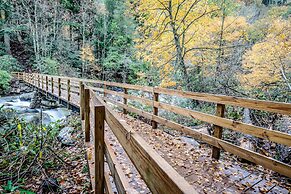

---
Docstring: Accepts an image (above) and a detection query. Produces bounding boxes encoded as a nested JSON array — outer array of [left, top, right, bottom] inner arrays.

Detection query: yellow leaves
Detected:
[[80, 44, 95, 64], [159, 63, 177, 88], [17, 123, 23, 147], [240, 17, 291, 90]]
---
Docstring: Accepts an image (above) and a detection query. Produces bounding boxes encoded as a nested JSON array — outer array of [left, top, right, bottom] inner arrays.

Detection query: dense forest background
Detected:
[[0, 0, 290, 102]]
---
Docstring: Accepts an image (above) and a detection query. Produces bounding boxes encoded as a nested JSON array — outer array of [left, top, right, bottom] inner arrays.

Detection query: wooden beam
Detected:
[[104, 172, 114, 194], [67, 79, 71, 109], [80, 81, 85, 120], [51, 77, 54, 94], [153, 101, 291, 147], [94, 95, 196, 194], [154, 87, 291, 115], [152, 89, 159, 129], [94, 105, 105, 194], [123, 88, 127, 114], [84, 88, 90, 142], [105, 139, 130, 194], [104, 97, 291, 178], [212, 104, 225, 159]]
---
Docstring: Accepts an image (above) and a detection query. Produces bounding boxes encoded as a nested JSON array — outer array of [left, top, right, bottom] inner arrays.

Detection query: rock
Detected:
[[41, 100, 58, 109], [57, 127, 75, 146], [25, 112, 51, 125], [30, 92, 42, 109], [41, 178, 59, 193], [181, 136, 200, 147], [20, 92, 36, 101], [3, 102, 14, 106]]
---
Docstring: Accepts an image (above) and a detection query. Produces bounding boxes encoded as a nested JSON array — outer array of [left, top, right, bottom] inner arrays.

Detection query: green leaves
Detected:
[[3, 180, 19, 192]]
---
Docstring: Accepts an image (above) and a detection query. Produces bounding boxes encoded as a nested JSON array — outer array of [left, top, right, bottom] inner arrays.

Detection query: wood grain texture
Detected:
[[94, 105, 105, 194], [95, 95, 196, 194], [154, 87, 291, 115], [105, 139, 130, 194], [212, 104, 225, 159], [104, 97, 291, 178]]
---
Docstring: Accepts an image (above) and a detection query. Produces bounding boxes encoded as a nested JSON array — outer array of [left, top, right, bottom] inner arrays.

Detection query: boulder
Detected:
[[41, 100, 58, 109], [30, 92, 42, 109], [57, 127, 75, 146], [20, 92, 36, 101]]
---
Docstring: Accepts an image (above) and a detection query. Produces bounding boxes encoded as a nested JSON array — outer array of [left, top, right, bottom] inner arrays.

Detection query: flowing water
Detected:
[[0, 93, 71, 124]]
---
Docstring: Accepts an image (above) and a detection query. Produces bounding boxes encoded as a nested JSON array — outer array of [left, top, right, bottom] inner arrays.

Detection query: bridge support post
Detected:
[[58, 78, 61, 103], [41, 75, 44, 90], [67, 79, 71, 109], [38, 74, 40, 88], [103, 83, 107, 102], [152, 88, 159, 129], [123, 88, 127, 114], [45, 76, 48, 97], [51, 77, 54, 94], [212, 103, 225, 160], [84, 88, 90, 142], [80, 81, 85, 120], [94, 105, 105, 194]]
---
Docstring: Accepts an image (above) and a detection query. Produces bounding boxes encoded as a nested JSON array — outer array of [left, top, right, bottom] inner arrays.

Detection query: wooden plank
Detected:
[[103, 80, 153, 93], [103, 97, 291, 178], [94, 105, 105, 194], [153, 101, 291, 146], [84, 89, 90, 142], [37, 73, 291, 115], [80, 82, 85, 120], [152, 90, 159, 129], [51, 77, 54, 93], [102, 91, 291, 146], [105, 139, 131, 194], [95, 96, 196, 194], [45, 76, 48, 95], [104, 172, 114, 194], [58, 78, 61, 101], [212, 104, 225, 159], [154, 87, 291, 115], [123, 88, 127, 114]]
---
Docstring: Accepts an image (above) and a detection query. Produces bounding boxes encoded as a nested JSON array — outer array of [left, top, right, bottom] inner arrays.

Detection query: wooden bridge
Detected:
[[12, 72, 291, 193]]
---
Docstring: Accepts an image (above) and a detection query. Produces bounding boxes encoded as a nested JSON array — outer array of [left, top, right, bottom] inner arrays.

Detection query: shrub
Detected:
[[0, 70, 11, 92], [0, 55, 21, 72]]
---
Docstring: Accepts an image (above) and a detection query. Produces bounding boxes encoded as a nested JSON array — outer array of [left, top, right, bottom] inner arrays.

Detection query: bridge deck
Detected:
[[29, 81, 290, 193]]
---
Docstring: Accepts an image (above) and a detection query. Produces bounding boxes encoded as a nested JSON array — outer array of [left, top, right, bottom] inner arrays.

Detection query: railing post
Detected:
[[67, 79, 71, 108], [212, 103, 225, 160], [123, 88, 128, 114], [80, 81, 85, 120], [58, 78, 61, 103], [45, 76, 48, 96], [152, 87, 159, 129], [103, 82, 107, 101], [84, 88, 90, 142], [38, 74, 40, 88], [94, 105, 105, 194], [41, 75, 44, 90], [51, 77, 54, 94]]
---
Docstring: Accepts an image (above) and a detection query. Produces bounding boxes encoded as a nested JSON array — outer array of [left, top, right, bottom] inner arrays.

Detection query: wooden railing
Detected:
[[12, 72, 291, 192]]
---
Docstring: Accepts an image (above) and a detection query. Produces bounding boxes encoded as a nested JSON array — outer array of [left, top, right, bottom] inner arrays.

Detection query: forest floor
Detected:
[[0, 114, 91, 194], [99, 111, 291, 194]]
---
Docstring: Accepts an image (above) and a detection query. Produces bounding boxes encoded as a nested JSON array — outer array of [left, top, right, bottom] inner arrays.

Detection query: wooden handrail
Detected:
[[14, 72, 291, 183], [31, 73, 291, 115]]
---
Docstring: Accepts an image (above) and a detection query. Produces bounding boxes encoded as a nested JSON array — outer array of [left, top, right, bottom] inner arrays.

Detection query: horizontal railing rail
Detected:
[[14, 72, 291, 181]]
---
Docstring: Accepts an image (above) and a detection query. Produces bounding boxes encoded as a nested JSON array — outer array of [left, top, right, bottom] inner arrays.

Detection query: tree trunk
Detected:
[[1, 10, 11, 55]]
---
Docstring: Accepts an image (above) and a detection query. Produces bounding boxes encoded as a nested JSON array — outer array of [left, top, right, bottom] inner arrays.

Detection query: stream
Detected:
[[0, 92, 71, 125]]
